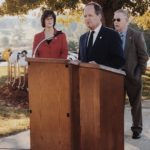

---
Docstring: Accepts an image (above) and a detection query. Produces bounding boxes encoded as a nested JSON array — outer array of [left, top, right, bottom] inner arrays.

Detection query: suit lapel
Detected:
[[124, 28, 132, 58], [83, 32, 90, 58], [84, 32, 89, 49]]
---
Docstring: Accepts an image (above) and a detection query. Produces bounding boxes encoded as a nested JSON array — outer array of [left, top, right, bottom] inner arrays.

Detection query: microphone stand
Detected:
[[32, 36, 53, 58]]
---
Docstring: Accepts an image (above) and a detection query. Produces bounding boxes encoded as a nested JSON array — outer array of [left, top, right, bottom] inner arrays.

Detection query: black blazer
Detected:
[[79, 26, 125, 69]]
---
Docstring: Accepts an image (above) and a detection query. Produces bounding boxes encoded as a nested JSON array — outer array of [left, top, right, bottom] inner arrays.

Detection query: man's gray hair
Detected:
[[114, 9, 129, 20]]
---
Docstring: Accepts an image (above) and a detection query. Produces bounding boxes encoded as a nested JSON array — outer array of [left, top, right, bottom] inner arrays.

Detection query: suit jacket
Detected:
[[124, 27, 149, 82], [79, 26, 125, 69], [33, 30, 68, 59]]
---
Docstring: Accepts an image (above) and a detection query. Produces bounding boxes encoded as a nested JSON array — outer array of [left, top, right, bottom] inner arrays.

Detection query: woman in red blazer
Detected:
[[32, 10, 68, 59]]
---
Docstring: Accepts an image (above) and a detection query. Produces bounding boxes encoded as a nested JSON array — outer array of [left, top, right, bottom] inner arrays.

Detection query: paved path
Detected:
[[125, 100, 150, 150], [0, 100, 150, 150], [0, 130, 30, 150]]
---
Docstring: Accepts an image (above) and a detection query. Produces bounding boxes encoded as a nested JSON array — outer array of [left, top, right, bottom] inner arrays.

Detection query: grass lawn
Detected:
[[0, 66, 29, 137], [0, 103, 29, 137]]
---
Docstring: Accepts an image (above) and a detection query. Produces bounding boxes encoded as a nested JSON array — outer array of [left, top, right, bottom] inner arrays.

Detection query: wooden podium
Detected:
[[27, 58, 80, 150], [79, 63, 125, 150], [27, 58, 125, 150]]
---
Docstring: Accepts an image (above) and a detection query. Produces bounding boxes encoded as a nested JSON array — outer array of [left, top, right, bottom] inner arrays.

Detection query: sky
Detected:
[[0, 0, 4, 5], [0, 0, 85, 52]]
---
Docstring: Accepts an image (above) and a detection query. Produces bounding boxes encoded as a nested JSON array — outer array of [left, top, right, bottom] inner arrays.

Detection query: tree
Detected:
[[133, 11, 150, 30], [0, 0, 149, 27]]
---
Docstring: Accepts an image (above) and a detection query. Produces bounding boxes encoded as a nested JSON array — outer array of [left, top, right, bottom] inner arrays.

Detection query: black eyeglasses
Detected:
[[113, 18, 121, 22]]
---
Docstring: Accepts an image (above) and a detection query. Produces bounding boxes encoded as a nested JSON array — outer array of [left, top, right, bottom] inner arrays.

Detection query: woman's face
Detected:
[[45, 16, 54, 28]]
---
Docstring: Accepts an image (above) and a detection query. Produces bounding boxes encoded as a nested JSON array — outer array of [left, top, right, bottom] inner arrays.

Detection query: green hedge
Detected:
[[142, 68, 150, 100]]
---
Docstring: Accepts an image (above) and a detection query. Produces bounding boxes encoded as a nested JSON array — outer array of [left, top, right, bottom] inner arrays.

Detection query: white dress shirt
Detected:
[[87, 23, 102, 46]]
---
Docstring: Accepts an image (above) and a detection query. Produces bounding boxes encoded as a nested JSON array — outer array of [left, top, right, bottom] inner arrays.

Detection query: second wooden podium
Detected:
[[79, 63, 125, 150]]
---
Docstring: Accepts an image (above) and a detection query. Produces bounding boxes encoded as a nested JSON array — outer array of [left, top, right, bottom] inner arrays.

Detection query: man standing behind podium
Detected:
[[114, 9, 149, 139], [78, 2, 125, 69]]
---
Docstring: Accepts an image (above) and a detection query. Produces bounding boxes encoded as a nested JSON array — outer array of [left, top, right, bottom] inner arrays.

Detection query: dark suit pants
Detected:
[[125, 76, 143, 134]]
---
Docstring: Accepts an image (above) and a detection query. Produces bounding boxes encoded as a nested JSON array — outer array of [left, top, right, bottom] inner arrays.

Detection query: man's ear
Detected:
[[98, 14, 102, 21]]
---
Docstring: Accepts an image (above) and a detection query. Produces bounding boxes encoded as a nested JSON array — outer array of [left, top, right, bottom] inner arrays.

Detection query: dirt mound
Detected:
[[0, 84, 29, 108]]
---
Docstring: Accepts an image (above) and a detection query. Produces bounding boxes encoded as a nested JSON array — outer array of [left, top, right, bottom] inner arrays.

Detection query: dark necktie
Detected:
[[86, 31, 95, 59], [87, 31, 95, 50]]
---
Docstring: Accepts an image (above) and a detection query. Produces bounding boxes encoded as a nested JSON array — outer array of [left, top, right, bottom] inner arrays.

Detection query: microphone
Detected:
[[32, 36, 53, 58]]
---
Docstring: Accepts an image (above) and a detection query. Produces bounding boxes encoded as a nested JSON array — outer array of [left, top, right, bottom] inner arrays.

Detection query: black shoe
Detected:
[[132, 131, 141, 139]]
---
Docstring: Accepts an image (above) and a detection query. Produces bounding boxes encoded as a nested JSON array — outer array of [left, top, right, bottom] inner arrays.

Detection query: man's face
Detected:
[[113, 12, 128, 32], [84, 5, 101, 30]]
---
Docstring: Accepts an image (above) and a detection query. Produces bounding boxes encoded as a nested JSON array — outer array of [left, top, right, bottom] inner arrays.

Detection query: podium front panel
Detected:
[[79, 64, 124, 150], [28, 60, 73, 150], [79, 67, 101, 150], [99, 69, 124, 150]]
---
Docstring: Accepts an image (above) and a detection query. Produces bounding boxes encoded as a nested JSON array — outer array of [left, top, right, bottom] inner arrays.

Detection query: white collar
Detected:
[[90, 23, 102, 34], [119, 27, 128, 34]]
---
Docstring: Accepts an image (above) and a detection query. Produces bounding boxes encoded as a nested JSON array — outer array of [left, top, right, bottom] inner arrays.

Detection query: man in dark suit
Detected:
[[114, 9, 149, 139], [78, 2, 125, 69]]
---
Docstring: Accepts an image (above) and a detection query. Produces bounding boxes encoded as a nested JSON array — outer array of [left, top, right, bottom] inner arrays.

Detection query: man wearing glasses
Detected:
[[114, 9, 149, 139], [78, 2, 125, 69]]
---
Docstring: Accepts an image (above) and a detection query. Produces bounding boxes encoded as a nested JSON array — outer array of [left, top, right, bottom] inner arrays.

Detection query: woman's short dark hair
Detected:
[[41, 10, 56, 27]]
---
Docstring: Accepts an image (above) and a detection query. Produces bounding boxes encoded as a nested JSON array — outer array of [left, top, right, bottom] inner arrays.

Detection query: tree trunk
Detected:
[[102, 8, 114, 28], [101, 0, 124, 27]]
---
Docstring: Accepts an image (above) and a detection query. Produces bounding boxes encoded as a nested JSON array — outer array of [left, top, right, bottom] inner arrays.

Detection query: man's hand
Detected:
[[89, 61, 97, 64]]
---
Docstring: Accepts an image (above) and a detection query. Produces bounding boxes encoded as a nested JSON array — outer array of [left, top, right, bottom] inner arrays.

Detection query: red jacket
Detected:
[[32, 30, 68, 59]]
